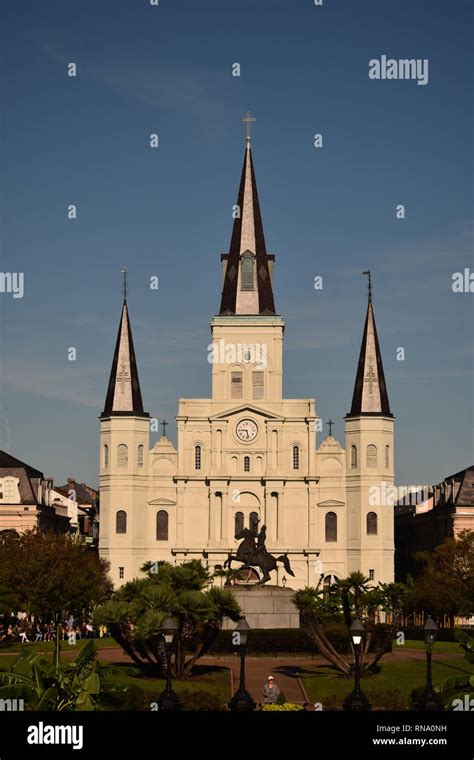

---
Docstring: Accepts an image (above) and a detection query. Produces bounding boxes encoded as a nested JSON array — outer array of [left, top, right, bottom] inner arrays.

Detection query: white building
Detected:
[[98, 136, 395, 590]]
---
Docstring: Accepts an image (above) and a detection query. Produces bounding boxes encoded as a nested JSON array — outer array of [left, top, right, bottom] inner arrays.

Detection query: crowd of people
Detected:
[[0, 617, 110, 643]]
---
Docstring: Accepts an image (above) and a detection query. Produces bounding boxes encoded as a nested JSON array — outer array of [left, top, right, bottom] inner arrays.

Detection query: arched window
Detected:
[[249, 511, 259, 536], [3, 479, 16, 500], [325, 512, 337, 542], [234, 511, 244, 537], [243, 456, 250, 472], [137, 445, 144, 468], [195, 445, 202, 470], [292, 445, 300, 470], [117, 444, 128, 467], [241, 254, 254, 291], [366, 445, 377, 468], [367, 512, 378, 535], [116, 510, 127, 534], [323, 574, 337, 589], [156, 510, 168, 541], [104, 444, 109, 468], [350, 445, 357, 469], [385, 445, 390, 469]]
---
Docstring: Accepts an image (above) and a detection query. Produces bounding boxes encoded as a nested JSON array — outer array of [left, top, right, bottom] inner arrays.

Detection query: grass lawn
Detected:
[[300, 656, 474, 709]]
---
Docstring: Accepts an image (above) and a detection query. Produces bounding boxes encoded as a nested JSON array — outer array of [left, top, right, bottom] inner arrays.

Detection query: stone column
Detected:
[[209, 489, 216, 542]]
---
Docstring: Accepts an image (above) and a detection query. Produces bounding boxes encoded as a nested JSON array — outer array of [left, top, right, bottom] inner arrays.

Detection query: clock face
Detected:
[[236, 419, 258, 442]]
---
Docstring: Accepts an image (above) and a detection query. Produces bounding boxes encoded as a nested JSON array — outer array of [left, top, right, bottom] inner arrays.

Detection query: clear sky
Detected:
[[1, 0, 473, 488]]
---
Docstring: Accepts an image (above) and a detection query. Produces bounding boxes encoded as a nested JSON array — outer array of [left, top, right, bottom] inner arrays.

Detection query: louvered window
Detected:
[[252, 371, 264, 399], [241, 256, 254, 290], [231, 371, 243, 399]]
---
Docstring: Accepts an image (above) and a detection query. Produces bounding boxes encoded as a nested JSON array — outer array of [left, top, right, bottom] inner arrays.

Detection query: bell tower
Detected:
[[99, 269, 150, 587], [344, 272, 395, 583]]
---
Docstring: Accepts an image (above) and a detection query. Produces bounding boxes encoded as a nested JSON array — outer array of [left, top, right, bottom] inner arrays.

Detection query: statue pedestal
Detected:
[[222, 585, 300, 630]]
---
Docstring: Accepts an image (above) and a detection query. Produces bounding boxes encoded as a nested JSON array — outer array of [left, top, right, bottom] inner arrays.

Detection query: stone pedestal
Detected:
[[222, 585, 300, 629]]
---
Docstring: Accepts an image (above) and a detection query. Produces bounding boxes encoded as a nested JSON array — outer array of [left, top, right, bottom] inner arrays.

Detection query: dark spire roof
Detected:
[[219, 140, 276, 316], [101, 297, 147, 418], [347, 290, 392, 418]]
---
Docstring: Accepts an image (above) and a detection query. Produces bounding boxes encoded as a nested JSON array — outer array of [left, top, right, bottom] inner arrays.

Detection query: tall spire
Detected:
[[101, 273, 147, 418], [219, 117, 276, 316], [347, 273, 392, 418]]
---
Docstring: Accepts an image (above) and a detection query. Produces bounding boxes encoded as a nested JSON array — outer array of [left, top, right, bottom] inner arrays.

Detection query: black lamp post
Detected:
[[422, 615, 442, 711], [228, 617, 255, 711], [157, 617, 182, 711], [343, 616, 371, 711]]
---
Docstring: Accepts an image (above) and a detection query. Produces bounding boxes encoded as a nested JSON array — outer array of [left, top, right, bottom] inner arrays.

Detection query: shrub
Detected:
[[261, 703, 304, 711]]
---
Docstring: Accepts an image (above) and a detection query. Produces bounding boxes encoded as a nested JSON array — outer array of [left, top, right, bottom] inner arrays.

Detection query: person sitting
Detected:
[[262, 675, 280, 704]]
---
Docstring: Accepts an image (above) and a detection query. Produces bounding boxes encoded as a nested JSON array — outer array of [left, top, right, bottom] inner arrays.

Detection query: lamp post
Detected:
[[228, 617, 255, 711], [157, 617, 182, 711], [343, 616, 371, 711], [282, 575, 287, 588], [423, 616, 442, 711]]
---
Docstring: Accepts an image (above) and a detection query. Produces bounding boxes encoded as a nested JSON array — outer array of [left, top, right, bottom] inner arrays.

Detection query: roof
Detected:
[[0, 451, 43, 479]]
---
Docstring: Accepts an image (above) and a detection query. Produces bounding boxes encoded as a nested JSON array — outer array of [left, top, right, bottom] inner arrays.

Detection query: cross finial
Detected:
[[160, 419, 168, 437], [242, 111, 256, 146], [362, 270, 372, 301], [327, 419, 334, 437], [121, 267, 127, 303]]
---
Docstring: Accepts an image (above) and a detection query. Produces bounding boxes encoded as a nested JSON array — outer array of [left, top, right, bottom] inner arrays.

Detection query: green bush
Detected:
[[261, 703, 304, 711], [401, 627, 470, 643]]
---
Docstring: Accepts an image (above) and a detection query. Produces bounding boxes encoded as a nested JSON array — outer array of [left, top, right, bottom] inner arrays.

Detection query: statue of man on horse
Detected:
[[224, 523, 295, 584]]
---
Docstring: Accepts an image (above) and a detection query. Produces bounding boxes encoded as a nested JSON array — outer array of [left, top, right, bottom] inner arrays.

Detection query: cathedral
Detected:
[[98, 134, 395, 591]]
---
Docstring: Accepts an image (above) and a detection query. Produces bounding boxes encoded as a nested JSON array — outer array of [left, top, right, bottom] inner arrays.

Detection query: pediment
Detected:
[[210, 404, 284, 422], [148, 498, 176, 506], [317, 499, 345, 508]]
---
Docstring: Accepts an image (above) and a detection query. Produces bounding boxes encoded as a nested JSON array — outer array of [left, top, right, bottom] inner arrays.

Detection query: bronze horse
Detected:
[[224, 528, 295, 584]]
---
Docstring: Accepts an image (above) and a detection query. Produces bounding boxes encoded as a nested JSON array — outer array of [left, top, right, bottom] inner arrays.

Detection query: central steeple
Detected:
[[219, 123, 276, 316]]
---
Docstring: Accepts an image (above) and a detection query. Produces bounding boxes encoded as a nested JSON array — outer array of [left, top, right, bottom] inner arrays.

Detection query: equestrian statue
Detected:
[[223, 523, 295, 584]]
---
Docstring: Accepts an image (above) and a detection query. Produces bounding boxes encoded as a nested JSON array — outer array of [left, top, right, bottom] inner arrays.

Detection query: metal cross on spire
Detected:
[[242, 111, 256, 145], [327, 419, 334, 437], [160, 419, 168, 437], [121, 267, 127, 303], [362, 269, 372, 300]]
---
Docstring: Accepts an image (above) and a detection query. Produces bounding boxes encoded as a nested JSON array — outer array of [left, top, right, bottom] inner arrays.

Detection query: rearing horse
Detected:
[[224, 528, 295, 584]]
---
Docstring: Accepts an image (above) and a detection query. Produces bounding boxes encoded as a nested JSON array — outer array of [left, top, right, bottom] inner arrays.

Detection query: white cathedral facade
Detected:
[[98, 136, 395, 590]]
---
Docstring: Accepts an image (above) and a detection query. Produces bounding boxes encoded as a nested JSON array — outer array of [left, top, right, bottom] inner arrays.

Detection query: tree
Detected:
[[0, 528, 113, 621], [409, 530, 474, 625], [94, 560, 241, 677], [293, 573, 408, 675]]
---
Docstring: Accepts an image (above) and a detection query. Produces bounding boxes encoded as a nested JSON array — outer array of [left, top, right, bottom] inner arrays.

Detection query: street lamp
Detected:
[[422, 615, 442, 711], [282, 575, 287, 588], [157, 617, 182, 711], [343, 616, 371, 711], [228, 617, 255, 711]]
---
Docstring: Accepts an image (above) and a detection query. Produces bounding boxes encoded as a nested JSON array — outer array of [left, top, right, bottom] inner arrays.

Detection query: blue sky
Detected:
[[1, 0, 472, 487]]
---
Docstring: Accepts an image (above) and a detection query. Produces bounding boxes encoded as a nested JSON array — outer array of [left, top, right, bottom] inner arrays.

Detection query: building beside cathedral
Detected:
[[98, 136, 395, 590]]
